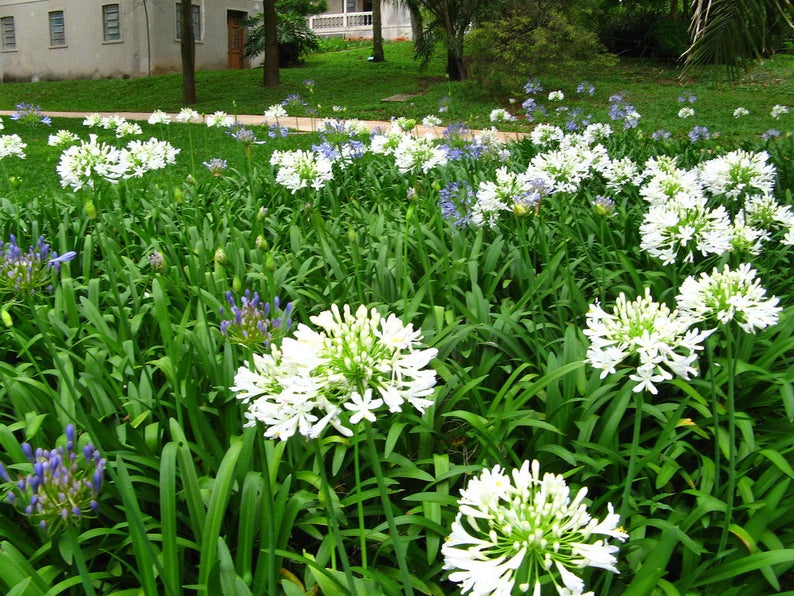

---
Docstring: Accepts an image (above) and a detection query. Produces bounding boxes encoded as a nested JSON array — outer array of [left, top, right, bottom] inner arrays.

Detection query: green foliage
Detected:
[[244, 11, 321, 67], [595, 2, 691, 61], [468, 9, 617, 97], [0, 67, 793, 594]]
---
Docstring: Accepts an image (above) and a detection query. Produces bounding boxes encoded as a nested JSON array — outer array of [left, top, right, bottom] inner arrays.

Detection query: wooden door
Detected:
[[227, 11, 246, 69]]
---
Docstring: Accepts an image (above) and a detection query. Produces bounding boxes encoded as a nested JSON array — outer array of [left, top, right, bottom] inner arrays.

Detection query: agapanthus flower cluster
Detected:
[[230, 304, 438, 440], [147, 110, 172, 125], [10, 102, 51, 126], [219, 290, 293, 348], [47, 129, 80, 147], [0, 235, 77, 296], [440, 181, 475, 227], [676, 263, 781, 334], [227, 124, 261, 146], [312, 119, 370, 163], [393, 135, 448, 174], [770, 104, 789, 119], [489, 108, 516, 123], [584, 288, 710, 394], [206, 111, 235, 128], [270, 149, 334, 193], [688, 126, 712, 142], [203, 157, 228, 177], [120, 137, 180, 177], [264, 104, 288, 121], [607, 93, 641, 129], [442, 459, 628, 596], [0, 134, 27, 159], [57, 135, 179, 189], [175, 107, 201, 123], [698, 149, 775, 199], [525, 140, 606, 194], [472, 167, 550, 227], [639, 194, 732, 264], [0, 424, 105, 534]]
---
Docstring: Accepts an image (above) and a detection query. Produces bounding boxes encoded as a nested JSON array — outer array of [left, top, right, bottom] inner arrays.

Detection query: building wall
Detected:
[[0, 0, 262, 81]]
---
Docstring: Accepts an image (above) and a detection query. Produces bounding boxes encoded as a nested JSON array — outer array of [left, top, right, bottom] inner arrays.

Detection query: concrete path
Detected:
[[0, 110, 521, 141]]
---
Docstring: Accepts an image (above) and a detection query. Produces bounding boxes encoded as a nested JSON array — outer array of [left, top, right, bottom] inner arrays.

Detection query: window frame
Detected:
[[0, 16, 15, 51], [48, 10, 66, 47], [175, 3, 201, 42], [102, 3, 121, 43]]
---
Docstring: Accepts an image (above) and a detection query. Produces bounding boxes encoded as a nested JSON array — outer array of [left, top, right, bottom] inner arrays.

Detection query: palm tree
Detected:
[[684, 0, 794, 76]]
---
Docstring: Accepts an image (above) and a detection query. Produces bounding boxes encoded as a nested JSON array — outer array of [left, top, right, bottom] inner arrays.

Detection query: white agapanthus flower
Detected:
[[639, 158, 703, 206], [57, 134, 126, 190], [119, 137, 180, 178], [530, 123, 565, 147], [548, 90, 565, 101], [472, 167, 549, 227], [733, 107, 749, 118], [148, 110, 172, 125], [782, 224, 794, 246], [743, 193, 794, 231], [264, 104, 288, 120], [595, 156, 643, 192], [770, 104, 789, 119], [525, 143, 603, 194], [270, 149, 334, 193], [230, 304, 438, 440], [639, 194, 732, 264], [175, 108, 201, 123], [584, 288, 710, 394], [678, 107, 695, 119], [730, 211, 769, 255], [0, 134, 27, 159], [489, 108, 516, 123], [370, 125, 408, 156], [581, 122, 613, 145], [392, 135, 448, 174], [206, 111, 235, 128], [697, 149, 776, 199], [442, 460, 627, 596], [115, 120, 143, 138], [676, 263, 782, 334], [422, 114, 443, 128], [47, 130, 80, 147], [82, 113, 104, 127]]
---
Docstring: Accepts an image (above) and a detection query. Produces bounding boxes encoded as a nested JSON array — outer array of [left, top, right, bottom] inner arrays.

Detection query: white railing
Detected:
[[308, 11, 373, 34]]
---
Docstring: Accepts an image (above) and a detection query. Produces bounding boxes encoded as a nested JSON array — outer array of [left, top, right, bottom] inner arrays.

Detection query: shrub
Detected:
[[595, 2, 690, 61], [468, 9, 617, 98]]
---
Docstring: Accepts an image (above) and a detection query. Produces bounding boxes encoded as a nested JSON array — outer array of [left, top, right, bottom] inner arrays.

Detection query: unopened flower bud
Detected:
[[232, 276, 243, 293], [84, 200, 96, 220], [347, 228, 357, 244], [265, 254, 276, 272], [214, 248, 227, 265], [173, 188, 184, 204], [1, 308, 12, 328], [255, 235, 268, 250]]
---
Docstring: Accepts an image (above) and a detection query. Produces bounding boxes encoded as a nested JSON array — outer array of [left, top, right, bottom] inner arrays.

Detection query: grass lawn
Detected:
[[0, 41, 792, 139]]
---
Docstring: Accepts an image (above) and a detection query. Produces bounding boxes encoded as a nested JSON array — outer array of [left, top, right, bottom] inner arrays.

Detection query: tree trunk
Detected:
[[371, 0, 385, 62], [263, 0, 280, 87], [445, 47, 469, 81], [409, 1, 423, 50], [180, 1, 196, 104]]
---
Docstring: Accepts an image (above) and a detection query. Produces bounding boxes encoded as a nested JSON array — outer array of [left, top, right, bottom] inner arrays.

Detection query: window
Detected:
[[102, 4, 121, 42], [175, 3, 201, 41], [0, 16, 15, 50], [49, 10, 65, 46]]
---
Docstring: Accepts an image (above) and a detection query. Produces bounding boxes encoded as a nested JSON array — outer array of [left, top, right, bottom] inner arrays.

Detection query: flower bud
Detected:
[[1, 308, 12, 328], [232, 276, 243, 293], [255, 235, 268, 250], [173, 188, 184, 204], [265, 254, 276, 272], [214, 248, 227, 265], [84, 200, 97, 220]]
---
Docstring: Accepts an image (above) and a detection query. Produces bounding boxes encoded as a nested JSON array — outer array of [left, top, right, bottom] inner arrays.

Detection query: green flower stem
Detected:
[[365, 422, 414, 596], [619, 390, 645, 529], [312, 439, 359, 596], [354, 430, 368, 570], [261, 440, 277, 596], [706, 337, 721, 496], [64, 526, 97, 596], [718, 325, 737, 555]]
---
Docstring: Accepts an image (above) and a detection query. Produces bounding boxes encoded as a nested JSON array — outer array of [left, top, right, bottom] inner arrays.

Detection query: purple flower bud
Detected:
[[65, 424, 75, 446], [0, 461, 9, 482], [21, 443, 33, 463]]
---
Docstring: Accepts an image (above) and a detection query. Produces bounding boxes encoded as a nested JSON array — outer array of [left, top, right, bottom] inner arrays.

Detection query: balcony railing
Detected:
[[308, 11, 373, 34]]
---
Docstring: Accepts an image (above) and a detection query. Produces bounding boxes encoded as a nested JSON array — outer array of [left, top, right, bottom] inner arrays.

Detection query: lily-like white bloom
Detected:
[[175, 107, 201, 123], [584, 288, 711, 394], [698, 149, 776, 199], [392, 135, 448, 174], [443, 460, 627, 596], [270, 149, 334, 193], [0, 134, 27, 159], [148, 110, 172, 125], [231, 304, 438, 440], [676, 263, 781, 334]]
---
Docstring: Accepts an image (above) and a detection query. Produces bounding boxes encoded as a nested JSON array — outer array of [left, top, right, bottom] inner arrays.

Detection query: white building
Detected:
[[0, 0, 262, 81], [0, 0, 412, 82]]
